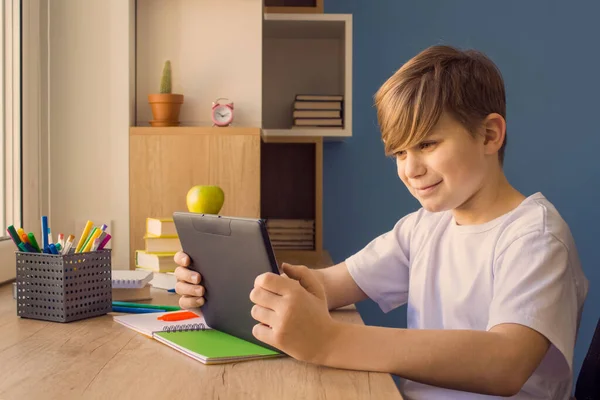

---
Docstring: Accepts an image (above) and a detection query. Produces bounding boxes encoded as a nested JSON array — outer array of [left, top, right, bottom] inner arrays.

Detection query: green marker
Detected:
[[27, 232, 41, 252], [6, 225, 22, 249], [79, 227, 97, 253]]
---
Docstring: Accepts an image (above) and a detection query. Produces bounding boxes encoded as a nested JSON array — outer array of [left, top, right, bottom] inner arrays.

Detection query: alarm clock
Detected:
[[211, 98, 234, 127]]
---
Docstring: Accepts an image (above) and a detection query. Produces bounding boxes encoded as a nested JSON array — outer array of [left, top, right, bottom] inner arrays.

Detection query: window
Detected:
[[0, 0, 21, 283]]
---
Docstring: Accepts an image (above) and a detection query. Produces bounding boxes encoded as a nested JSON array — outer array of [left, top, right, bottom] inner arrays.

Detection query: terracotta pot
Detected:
[[148, 93, 184, 127]]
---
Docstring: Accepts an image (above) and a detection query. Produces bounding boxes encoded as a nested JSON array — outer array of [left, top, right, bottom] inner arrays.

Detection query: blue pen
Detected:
[[112, 306, 167, 314], [48, 243, 59, 254], [22, 242, 37, 252], [41, 216, 49, 250]]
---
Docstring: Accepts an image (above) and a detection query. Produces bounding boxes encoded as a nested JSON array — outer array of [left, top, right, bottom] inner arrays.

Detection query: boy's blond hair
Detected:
[[374, 45, 507, 164]]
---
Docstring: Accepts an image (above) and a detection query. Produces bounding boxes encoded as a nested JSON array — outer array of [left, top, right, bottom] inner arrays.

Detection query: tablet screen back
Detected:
[[172, 212, 280, 351]]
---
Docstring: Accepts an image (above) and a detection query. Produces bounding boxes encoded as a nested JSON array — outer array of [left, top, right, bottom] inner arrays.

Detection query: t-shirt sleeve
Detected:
[[344, 212, 416, 313], [487, 230, 580, 377]]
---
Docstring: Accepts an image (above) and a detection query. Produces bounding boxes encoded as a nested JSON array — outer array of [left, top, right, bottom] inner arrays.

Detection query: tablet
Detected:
[[172, 212, 281, 352]]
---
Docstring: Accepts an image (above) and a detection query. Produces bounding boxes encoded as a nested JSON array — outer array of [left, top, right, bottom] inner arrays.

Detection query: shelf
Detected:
[[262, 128, 350, 140], [130, 126, 261, 136], [262, 13, 352, 140], [263, 13, 347, 39]]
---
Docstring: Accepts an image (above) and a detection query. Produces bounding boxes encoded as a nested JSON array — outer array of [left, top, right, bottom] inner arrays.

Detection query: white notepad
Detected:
[[112, 270, 153, 289]]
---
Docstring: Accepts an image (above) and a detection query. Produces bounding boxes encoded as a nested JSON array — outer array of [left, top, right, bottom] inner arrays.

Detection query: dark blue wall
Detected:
[[323, 0, 600, 386]]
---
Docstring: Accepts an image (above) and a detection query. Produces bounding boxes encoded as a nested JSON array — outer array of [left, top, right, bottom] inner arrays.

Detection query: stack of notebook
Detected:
[[112, 270, 154, 301], [114, 310, 282, 365]]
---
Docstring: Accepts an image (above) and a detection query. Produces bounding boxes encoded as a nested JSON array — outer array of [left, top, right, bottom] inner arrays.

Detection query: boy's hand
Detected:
[[173, 251, 206, 309], [250, 263, 340, 364]]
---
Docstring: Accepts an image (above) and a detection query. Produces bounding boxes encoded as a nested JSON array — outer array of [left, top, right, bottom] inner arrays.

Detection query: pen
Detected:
[[41, 216, 49, 251], [91, 237, 101, 252], [17, 228, 28, 243], [6, 225, 22, 249], [111, 301, 181, 311], [157, 311, 198, 321], [48, 243, 59, 255], [57, 233, 65, 248], [22, 242, 37, 252], [82, 228, 102, 252], [19, 232, 30, 245], [111, 306, 167, 314], [61, 234, 75, 255], [27, 233, 41, 252], [47, 227, 53, 245], [97, 233, 112, 250], [75, 220, 94, 253]]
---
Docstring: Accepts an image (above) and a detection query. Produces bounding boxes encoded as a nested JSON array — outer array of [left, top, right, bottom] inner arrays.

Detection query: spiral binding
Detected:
[[162, 322, 208, 333]]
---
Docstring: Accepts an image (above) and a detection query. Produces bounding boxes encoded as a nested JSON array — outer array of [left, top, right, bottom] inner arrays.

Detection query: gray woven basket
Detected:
[[16, 249, 112, 322]]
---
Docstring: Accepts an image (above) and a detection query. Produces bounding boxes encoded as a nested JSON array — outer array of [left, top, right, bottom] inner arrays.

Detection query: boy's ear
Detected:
[[482, 113, 506, 155]]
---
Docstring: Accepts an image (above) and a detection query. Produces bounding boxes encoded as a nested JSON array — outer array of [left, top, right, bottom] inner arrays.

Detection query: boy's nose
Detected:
[[403, 153, 426, 179]]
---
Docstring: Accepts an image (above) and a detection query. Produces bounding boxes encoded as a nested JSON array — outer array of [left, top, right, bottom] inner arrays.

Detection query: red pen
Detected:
[[157, 311, 198, 322]]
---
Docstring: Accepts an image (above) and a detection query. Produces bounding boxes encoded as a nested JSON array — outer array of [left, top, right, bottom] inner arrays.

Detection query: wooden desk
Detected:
[[0, 283, 402, 399]]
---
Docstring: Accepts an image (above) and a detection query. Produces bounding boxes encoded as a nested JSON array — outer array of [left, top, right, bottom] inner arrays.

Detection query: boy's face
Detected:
[[395, 112, 488, 213]]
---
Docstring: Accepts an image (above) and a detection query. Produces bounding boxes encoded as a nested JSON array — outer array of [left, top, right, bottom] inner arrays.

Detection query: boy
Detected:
[[174, 45, 589, 399]]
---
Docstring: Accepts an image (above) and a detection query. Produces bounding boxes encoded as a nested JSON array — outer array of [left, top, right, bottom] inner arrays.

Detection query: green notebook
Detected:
[[154, 330, 281, 365], [114, 310, 282, 365]]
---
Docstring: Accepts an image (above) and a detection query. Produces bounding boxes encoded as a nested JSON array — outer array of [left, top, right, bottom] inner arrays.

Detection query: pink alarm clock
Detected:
[[211, 98, 234, 127]]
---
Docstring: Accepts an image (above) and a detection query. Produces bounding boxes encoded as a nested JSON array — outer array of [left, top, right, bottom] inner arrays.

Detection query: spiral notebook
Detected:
[[113, 310, 282, 365]]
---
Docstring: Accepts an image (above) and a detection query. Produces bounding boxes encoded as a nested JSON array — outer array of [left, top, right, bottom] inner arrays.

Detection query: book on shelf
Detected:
[[266, 219, 315, 250], [293, 100, 342, 110], [266, 219, 315, 229], [295, 94, 344, 101], [293, 94, 344, 128], [135, 250, 178, 273], [292, 110, 341, 119]]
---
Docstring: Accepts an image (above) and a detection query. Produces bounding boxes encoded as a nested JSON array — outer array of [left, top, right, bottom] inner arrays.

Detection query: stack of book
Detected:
[[266, 219, 315, 250], [135, 218, 181, 270], [292, 94, 343, 128], [134, 218, 181, 290]]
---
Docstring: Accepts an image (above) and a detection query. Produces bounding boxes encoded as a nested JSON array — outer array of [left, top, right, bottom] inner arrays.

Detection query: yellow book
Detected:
[[146, 217, 177, 237], [143, 235, 182, 253], [135, 250, 178, 273]]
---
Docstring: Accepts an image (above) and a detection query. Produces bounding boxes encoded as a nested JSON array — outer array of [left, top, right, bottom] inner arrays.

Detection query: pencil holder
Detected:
[[15, 249, 112, 323]]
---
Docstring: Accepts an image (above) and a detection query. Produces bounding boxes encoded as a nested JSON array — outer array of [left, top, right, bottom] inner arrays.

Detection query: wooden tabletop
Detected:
[[0, 283, 402, 399]]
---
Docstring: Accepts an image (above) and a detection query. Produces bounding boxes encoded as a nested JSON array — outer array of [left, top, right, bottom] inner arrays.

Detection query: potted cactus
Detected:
[[148, 60, 184, 127]]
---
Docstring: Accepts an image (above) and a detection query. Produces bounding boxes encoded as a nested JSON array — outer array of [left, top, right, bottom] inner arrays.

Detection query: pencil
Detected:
[[111, 301, 181, 311]]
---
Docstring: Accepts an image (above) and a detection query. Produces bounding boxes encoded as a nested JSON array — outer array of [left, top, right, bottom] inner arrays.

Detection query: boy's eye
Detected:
[[419, 141, 436, 150], [394, 150, 407, 159]]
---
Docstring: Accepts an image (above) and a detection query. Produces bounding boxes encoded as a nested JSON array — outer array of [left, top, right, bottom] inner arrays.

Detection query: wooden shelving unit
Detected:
[[129, 127, 330, 269], [262, 13, 352, 140]]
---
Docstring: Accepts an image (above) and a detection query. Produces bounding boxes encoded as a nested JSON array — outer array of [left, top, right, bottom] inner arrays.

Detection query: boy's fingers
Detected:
[[179, 295, 205, 309], [251, 305, 276, 327], [174, 251, 190, 266], [254, 272, 296, 295], [252, 323, 275, 346], [174, 266, 201, 284], [175, 281, 205, 297]]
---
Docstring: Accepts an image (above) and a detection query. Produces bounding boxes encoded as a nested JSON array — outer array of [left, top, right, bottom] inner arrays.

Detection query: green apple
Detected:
[[186, 185, 225, 214]]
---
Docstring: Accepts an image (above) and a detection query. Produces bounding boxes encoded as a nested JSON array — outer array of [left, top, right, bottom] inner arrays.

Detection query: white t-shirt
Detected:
[[345, 192, 589, 400]]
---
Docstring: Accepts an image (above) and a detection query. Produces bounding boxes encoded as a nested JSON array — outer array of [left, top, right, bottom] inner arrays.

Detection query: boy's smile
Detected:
[[395, 112, 487, 214]]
